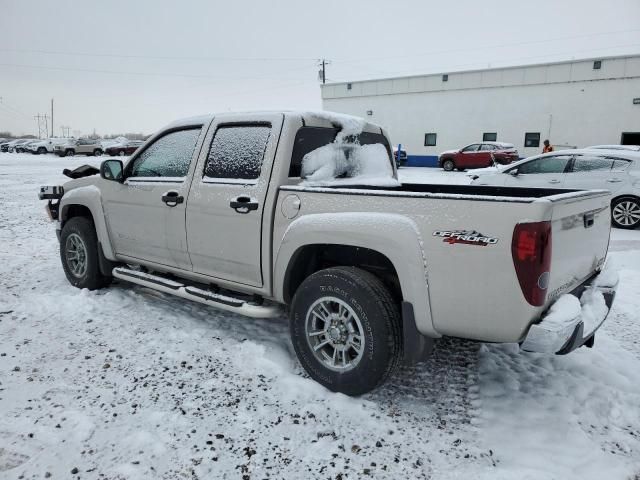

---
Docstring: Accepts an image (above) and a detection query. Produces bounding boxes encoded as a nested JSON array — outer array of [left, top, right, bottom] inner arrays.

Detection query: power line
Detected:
[[0, 48, 316, 63]]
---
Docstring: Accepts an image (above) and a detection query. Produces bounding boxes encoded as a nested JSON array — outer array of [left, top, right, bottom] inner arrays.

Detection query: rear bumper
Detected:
[[520, 264, 618, 354]]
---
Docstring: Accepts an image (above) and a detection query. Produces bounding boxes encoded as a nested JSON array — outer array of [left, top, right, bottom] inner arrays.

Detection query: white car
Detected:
[[470, 148, 640, 229], [27, 138, 74, 155]]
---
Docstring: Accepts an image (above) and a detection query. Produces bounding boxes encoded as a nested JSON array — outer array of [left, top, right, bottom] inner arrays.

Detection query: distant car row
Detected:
[[0, 138, 143, 157]]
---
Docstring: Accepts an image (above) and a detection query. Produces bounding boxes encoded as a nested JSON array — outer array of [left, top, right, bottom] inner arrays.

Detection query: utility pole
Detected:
[[318, 59, 330, 84], [51, 98, 54, 138]]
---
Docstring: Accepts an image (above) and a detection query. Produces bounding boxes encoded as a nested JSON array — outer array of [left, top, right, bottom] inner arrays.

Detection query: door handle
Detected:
[[548, 179, 561, 184], [161, 191, 184, 207], [230, 195, 259, 214], [606, 179, 623, 183]]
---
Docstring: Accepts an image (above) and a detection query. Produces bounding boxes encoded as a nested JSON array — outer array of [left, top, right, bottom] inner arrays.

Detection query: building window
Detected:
[[424, 133, 437, 146], [483, 132, 497, 142], [524, 132, 540, 148], [347, 83, 352, 90], [442, 74, 448, 82], [593, 60, 602, 70]]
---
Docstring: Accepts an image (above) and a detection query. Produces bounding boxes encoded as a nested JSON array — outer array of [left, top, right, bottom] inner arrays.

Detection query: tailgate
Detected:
[[544, 190, 611, 307]]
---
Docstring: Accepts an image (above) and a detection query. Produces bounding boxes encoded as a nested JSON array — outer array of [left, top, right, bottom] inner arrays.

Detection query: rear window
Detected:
[[289, 126, 391, 177]]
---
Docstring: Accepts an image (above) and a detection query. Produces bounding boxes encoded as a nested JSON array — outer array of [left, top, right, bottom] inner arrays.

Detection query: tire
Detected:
[[442, 159, 455, 171], [611, 196, 640, 229], [289, 266, 402, 396], [38, 147, 47, 154], [118, 150, 126, 157], [93, 149, 103, 156], [60, 217, 111, 290], [65, 149, 75, 157]]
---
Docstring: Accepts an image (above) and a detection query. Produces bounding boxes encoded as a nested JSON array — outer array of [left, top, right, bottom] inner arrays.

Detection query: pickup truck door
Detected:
[[504, 154, 572, 188], [186, 113, 284, 287], [101, 126, 205, 269]]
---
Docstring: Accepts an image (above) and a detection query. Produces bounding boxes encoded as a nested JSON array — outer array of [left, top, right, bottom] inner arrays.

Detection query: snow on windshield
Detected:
[[300, 112, 399, 187]]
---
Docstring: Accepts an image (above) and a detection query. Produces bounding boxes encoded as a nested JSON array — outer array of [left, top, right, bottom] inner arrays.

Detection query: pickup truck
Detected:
[[39, 111, 618, 396]]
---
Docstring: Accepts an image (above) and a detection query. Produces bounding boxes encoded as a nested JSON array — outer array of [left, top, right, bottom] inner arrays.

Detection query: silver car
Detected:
[[470, 148, 640, 229]]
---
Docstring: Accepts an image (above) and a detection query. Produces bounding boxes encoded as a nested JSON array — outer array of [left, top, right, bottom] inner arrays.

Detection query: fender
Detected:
[[274, 212, 439, 338], [59, 185, 116, 260]]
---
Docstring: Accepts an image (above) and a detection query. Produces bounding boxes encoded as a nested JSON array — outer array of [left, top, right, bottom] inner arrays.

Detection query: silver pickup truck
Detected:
[[39, 111, 618, 395]]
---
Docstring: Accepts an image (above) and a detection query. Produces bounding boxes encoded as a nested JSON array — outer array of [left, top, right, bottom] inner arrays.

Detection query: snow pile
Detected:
[[540, 294, 582, 330], [300, 111, 400, 187]]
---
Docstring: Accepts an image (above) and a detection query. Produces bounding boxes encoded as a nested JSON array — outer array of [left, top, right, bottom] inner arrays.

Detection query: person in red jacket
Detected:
[[542, 139, 554, 153]]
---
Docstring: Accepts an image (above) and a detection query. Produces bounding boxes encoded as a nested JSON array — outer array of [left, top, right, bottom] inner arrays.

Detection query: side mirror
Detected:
[[509, 169, 519, 176], [100, 159, 124, 182]]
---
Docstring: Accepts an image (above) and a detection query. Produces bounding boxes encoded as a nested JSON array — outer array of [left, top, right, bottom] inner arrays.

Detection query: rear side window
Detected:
[[571, 155, 614, 172], [611, 158, 632, 171], [130, 128, 201, 178], [518, 155, 571, 174], [289, 126, 391, 177], [204, 125, 271, 180]]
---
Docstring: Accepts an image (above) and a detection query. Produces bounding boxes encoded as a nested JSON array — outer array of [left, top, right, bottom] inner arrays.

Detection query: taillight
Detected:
[[512, 221, 552, 306]]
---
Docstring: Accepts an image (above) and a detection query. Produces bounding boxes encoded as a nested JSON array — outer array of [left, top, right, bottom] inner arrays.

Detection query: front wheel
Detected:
[[118, 150, 126, 157], [65, 149, 75, 157], [93, 149, 103, 156], [611, 197, 640, 229], [38, 147, 47, 154], [442, 159, 455, 171], [60, 217, 111, 290], [289, 267, 402, 396]]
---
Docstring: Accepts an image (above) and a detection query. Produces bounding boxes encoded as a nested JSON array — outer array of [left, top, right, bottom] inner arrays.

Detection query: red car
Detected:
[[105, 140, 144, 157], [439, 142, 519, 171]]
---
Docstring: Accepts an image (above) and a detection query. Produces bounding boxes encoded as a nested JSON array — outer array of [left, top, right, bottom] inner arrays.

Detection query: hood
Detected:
[[439, 149, 459, 156]]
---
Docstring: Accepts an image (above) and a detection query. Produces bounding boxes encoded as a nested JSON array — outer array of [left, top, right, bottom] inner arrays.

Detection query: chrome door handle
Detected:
[[606, 179, 623, 183], [548, 179, 561, 184]]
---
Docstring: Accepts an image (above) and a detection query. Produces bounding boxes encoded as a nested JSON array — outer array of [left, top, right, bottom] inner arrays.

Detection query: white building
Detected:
[[321, 54, 640, 166]]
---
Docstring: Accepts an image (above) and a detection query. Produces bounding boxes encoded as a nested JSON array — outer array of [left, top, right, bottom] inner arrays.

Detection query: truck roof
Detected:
[[165, 111, 384, 134]]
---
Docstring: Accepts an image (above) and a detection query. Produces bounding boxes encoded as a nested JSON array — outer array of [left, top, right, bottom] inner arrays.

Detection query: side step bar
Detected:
[[112, 267, 282, 319]]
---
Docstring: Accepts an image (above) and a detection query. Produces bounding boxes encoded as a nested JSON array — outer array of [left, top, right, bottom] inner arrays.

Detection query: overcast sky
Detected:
[[1, 0, 639, 137]]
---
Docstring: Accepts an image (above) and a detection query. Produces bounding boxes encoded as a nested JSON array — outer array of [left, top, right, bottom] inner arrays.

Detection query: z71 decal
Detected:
[[433, 230, 498, 246]]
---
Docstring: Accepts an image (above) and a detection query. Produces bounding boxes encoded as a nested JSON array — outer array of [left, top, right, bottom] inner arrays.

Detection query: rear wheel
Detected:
[[118, 150, 126, 156], [93, 148, 103, 156], [442, 159, 455, 171], [60, 217, 111, 290], [37, 147, 47, 154], [611, 197, 640, 229], [289, 267, 402, 396]]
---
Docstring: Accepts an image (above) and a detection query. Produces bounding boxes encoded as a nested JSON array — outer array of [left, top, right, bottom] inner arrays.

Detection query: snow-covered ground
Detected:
[[1, 153, 639, 479]]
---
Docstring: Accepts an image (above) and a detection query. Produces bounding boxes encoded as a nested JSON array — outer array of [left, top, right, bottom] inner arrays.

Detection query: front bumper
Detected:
[[520, 264, 618, 354]]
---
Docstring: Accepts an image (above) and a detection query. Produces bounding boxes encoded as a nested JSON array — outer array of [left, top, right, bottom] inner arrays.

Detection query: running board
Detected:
[[112, 267, 281, 318]]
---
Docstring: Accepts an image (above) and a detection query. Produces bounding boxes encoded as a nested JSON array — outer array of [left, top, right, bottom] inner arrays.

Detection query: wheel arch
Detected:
[[274, 212, 438, 338], [59, 186, 116, 261]]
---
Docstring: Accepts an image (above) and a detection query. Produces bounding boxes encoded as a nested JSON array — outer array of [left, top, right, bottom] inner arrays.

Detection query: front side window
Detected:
[[524, 132, 540, 148], [517, 155, 572, 174], [461, 144, 480, 152], [204, 125, 271, 180], [130, 128, 201, 178], [611, 158, 632, 171], [479, 144, 496, 151], [571, 155, 614, 172]]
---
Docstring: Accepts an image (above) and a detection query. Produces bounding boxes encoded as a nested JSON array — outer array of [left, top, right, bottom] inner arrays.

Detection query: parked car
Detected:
[[105, 140, 144, 157], [39, 111, 616, 395], [54, 138, 103, 157], [7, 139, 31, 153], [470, 149, 640, 229], [439, 142, 519, 171], [585, 144, 640, 152], [16, 140, 41, 153], [27, 138, 73, 155], [393, 145, 407, 168]]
